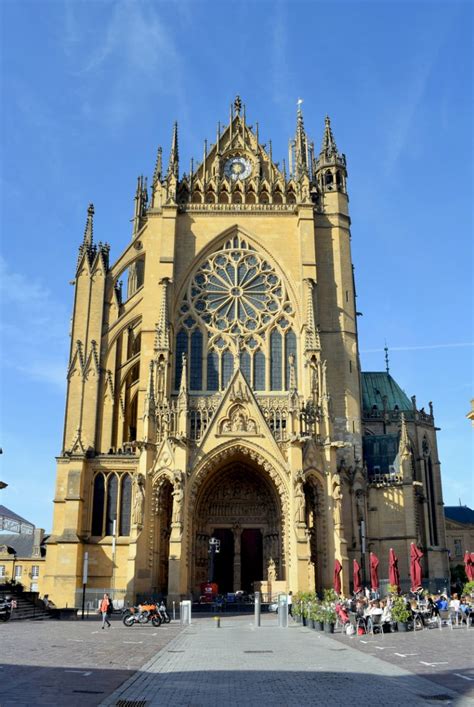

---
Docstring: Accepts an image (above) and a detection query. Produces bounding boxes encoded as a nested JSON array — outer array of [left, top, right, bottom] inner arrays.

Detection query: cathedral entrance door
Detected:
[[212, 528, 234, 594], [241, 528, 263, 592]]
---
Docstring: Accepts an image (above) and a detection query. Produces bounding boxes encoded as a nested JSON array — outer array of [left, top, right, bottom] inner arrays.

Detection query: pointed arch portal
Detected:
[[191, 457, 283, 594]]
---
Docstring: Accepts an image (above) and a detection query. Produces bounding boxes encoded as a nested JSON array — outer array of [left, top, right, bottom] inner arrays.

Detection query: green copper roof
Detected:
[[361, 372, 412, 412]]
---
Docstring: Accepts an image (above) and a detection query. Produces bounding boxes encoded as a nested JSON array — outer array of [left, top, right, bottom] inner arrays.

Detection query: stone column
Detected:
[[233, 525, 242, 591]]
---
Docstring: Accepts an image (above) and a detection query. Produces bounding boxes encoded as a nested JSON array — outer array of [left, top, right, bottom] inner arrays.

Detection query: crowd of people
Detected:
[[333, 588, 474, 633]]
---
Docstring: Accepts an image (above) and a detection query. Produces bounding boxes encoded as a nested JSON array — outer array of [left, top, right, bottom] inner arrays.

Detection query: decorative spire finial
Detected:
[[153, 146, 163, 185], [384, 342, 390, 374], [83, 203, 94, 247], [321, 114, 338, 157], [167, 121, 179, 179], [304, 279, 320, 352], [294, 98, 308, 178], [234, 95, 242, 116], [154, 278, 170, 351]]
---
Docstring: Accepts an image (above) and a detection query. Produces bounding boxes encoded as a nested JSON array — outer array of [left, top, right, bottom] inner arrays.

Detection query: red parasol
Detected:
[[369, 552, 379, 591], [333, 559, 342, 595], [388, 548, 401, 593], [410, 543, 423, 591], [353, 558, 362, 594], [464, 551, 474, 582]]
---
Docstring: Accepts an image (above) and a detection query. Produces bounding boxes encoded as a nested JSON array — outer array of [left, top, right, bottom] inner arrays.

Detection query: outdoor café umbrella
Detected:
[[388, 548, 401, 593], [353, 558, 362, 594], [464, 551, 474, 581], [410, 543, 423, 591], [334, 559, 342, 595], [369, 552, 379, 591]]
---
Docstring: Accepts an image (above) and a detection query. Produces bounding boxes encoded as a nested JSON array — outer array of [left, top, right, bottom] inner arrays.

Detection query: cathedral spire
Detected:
[[83, 203, 94, 247], [153, 146, 163, 185], [294, 98, 308, 178], [167, 121, 179, 179], [320, 115, 338, 157]]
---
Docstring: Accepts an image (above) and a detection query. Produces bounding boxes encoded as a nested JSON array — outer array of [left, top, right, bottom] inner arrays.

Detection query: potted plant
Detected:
[[309, 600, 324, 631], [463, 580, 474, 598], [321, 589, 337, 633], [292, 592, 304, 623], [391, 595, 411, 631]]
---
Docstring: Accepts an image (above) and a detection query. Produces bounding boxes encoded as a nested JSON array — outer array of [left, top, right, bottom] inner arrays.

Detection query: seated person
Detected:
[[380, 600, 392, 624], [435, 595, 448, 611], [335, 602, 349, 624], [449, 593, 461, 613]]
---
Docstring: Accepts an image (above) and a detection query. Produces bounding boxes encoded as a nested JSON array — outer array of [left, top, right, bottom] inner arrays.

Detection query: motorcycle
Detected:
[[0, 597, 15, 622], [157, 601, 171, 623], [122, 603, 162, 627]]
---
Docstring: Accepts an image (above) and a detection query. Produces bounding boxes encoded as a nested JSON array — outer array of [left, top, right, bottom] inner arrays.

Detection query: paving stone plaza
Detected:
[[1, 615, 473, 706]]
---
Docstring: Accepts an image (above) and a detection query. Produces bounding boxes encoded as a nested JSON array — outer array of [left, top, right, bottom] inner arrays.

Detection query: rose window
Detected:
[[175, 236, 297, 393], [186, 246, 286, 337]]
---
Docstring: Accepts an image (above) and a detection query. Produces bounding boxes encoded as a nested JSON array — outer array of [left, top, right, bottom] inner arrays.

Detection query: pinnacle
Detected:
[[234, 95, 242, 115]]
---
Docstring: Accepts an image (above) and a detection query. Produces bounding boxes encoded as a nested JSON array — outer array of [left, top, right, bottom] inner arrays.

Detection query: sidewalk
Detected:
[[101, 615, 470, 706]]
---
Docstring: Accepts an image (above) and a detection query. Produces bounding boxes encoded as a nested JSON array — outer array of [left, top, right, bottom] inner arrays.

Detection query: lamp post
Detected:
[[208, 537, 220, 583]]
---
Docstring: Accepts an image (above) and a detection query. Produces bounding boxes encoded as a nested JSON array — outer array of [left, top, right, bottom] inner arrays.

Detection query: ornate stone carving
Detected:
[[219, 404, 258, 435], [132, 473, 145, 527]]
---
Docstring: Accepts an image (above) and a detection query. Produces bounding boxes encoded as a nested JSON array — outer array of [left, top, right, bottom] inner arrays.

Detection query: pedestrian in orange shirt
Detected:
[[100, 593, 112, 629]]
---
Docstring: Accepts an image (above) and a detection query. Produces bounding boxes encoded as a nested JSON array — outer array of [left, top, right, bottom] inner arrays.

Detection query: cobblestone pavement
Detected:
[[329, 620, 474, 699], [0, 615, 183, 706], [100, 615, 473, 707]]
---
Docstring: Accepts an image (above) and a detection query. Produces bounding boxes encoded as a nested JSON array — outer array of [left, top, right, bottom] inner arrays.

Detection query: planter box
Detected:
[[397, 621, 409, 632], [324, 622, 335, 634], [315, 620, 324, 631]]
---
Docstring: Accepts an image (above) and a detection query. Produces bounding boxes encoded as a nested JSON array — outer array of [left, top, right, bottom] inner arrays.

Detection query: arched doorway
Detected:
[[191, 459, 282, 595], [152, 478, 173, 594]]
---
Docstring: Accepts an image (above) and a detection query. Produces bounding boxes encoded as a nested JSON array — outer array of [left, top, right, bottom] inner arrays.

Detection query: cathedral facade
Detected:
[[43, 98, 449, 606]]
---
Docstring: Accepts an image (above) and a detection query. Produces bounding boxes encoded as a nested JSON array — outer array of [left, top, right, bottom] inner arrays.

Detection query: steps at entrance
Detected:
[[0, 590, 52, 621]]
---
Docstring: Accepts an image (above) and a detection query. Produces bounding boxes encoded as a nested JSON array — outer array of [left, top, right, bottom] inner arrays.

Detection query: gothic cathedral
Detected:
[[44, 98, 449, 606]]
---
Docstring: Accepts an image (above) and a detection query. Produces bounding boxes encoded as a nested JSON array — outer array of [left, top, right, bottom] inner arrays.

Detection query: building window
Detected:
[[92, 473, 105, 536], [119, 474, 132, 536], [174, 235, 296, 393], [105, 474, 119, 536], [14, 566, 22, 579], [31, 565, 39, 578], [0, 565, 5, 578], [454, 538, 463, 557]]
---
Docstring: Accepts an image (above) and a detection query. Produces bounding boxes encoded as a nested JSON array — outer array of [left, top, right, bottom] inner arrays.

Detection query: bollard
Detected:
[[173, 601, 176, 621], [254, 591, 261, 628], [180, 600, 192, 625], [278, 594, 288, 628], [214, 616, 221, 628]]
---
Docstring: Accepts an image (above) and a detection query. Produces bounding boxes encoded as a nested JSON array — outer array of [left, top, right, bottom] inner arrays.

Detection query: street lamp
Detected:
[[208, 537, 220, 583]]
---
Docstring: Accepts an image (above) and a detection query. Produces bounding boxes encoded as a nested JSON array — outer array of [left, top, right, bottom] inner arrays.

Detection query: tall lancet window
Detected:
[[173, 234, 296, 393]]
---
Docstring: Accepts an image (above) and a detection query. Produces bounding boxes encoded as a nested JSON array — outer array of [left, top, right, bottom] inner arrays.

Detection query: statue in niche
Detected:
[[294, 471, 306, 525], [231, 410, 246, 432], [355, 489, 365, 522], [332, 471, 343, 527], [132, 474, 145, 526], [267, 557, 277, 583], [172, 478, 184, 524]]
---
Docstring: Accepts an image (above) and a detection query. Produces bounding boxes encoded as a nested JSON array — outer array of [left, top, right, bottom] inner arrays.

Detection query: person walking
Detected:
[[100, 593, 112, 629], [287, 591, 293, 616]]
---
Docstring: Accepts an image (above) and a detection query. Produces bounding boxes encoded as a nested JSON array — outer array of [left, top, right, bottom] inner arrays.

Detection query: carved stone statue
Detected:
[[172, 479, 184, 524], [294, 471, 306, 525], [267, 557, 276, 582], [332, 471, 343, 527], [132, 474, 145, 526]]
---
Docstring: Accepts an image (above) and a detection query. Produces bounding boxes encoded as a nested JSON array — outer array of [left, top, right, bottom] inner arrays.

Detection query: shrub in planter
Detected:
[[463, 580, 474, 598], [309, 600, 324, 631], [391, 595, 411, 631]]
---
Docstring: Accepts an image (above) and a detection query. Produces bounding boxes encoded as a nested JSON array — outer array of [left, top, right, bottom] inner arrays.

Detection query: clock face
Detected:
[[224, 156, 252, 181]]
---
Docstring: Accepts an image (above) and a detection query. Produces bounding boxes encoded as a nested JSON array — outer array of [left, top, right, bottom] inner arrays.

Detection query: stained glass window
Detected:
[[254, 351, 266, 390], [190, 329, 203, 391], [119, 474, 132, 536], [270, 330, 282, 390], [91, 473, 105, 536], [207, 352, 219, 391], [222, 351, 234, 388], [240, 351, 251, 383], [106, 474, 118, 535]]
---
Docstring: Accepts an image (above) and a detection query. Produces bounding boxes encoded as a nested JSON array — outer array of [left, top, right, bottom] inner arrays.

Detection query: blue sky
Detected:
[[1, 0, 472, 531]]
